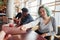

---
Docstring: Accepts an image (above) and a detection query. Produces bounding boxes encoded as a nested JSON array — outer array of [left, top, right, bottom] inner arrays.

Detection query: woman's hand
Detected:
[[41, 33, 47, 38], [21, 26, 28, 31]]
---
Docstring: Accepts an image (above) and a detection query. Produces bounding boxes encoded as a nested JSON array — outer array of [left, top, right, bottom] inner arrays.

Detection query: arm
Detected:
[[23, 15, 34, 24], [15, 13, 21, 19], [14, 13, 22, 24], [14, 13, 20, 21], [15, 13, 19, 18], [2, 26, 26, 35], [46, 17, 58, 36], [22, 18, 40, 29]]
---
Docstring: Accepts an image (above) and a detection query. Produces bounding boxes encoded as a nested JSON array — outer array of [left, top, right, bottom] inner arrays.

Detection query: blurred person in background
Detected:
[[14, 8, 33, 26]]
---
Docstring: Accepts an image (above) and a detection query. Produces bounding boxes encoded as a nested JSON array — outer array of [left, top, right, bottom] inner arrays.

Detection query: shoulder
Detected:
[[27, 14, 32, 17], [50, 16, 55, 22], [50, 16, 55, 20]]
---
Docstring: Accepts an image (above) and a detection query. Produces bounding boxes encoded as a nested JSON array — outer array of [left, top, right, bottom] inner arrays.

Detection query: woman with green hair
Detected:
[[38, 5, 50, 17], [21, 5, 57, 40]]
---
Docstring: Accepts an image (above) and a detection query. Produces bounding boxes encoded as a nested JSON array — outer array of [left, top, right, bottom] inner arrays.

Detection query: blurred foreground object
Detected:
[[0, 13, 8, 24], [37, 35, 47, 40]]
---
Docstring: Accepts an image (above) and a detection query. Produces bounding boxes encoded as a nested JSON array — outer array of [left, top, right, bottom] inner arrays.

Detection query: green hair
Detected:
[[38, 5, 50, 17]]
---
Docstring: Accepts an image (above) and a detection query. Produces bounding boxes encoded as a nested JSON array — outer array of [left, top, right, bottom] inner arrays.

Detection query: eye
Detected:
[[39, 11, 41, 13], [42, 10, 45, 12]]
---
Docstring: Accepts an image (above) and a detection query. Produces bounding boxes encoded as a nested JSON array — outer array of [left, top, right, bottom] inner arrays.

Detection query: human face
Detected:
[[39, 8, 46, 17], [22, 12, 28, 16]]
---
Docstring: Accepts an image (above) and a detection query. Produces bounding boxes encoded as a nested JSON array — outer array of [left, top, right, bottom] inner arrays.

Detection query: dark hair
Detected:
[[39, 6, 44, 11], [38, 6, 44, 16], [21, 8, 28, 12]]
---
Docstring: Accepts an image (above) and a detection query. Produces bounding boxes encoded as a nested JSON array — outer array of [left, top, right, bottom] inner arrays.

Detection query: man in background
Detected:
[[2, 8, 34, 40], [14, 8, 33, 26]]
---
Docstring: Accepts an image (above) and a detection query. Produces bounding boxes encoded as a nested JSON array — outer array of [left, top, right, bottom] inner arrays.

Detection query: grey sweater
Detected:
[[23, 17, 58, 36]]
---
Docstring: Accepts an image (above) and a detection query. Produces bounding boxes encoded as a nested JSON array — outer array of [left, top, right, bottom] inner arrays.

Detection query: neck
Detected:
[[43, 15, 49, 20]]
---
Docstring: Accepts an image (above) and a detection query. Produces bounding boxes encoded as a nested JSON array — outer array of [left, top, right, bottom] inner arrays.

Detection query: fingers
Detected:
[[21, 27, 27, 31], [20, 26, 28, 32], [41, 33, 47, 38]]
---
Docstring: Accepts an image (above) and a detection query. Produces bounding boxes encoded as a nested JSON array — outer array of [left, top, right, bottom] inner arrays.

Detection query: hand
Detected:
[[4, 34, 12, 40], [21, 27, 28, 31], [20, 26, 28, 31], [41, 33, 47, 38]]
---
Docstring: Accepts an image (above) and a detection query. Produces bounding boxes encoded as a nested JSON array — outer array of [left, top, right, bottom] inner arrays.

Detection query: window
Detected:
[[42, 0, 55, 4], [42, 0, 55, 10], [25, 0, 40, 19]]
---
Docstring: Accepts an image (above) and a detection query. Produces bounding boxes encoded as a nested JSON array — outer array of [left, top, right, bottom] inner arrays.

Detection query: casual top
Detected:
[[15, 12, 33, 25], [23, 16, 58, 36], [20, 14, 34, 25], [15, 12, 22, 19]]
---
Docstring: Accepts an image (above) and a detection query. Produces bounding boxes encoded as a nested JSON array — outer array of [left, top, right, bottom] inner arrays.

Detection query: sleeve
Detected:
[[15, 13, 19, 18], [23, 15, 34, 24], [15, 13, 21, 18], [46, 17, 58, 36], [23, 18, 40, 28]]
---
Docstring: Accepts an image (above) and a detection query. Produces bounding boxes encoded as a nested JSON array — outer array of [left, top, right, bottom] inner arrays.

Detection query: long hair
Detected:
[[38, 5, 50, 17]]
